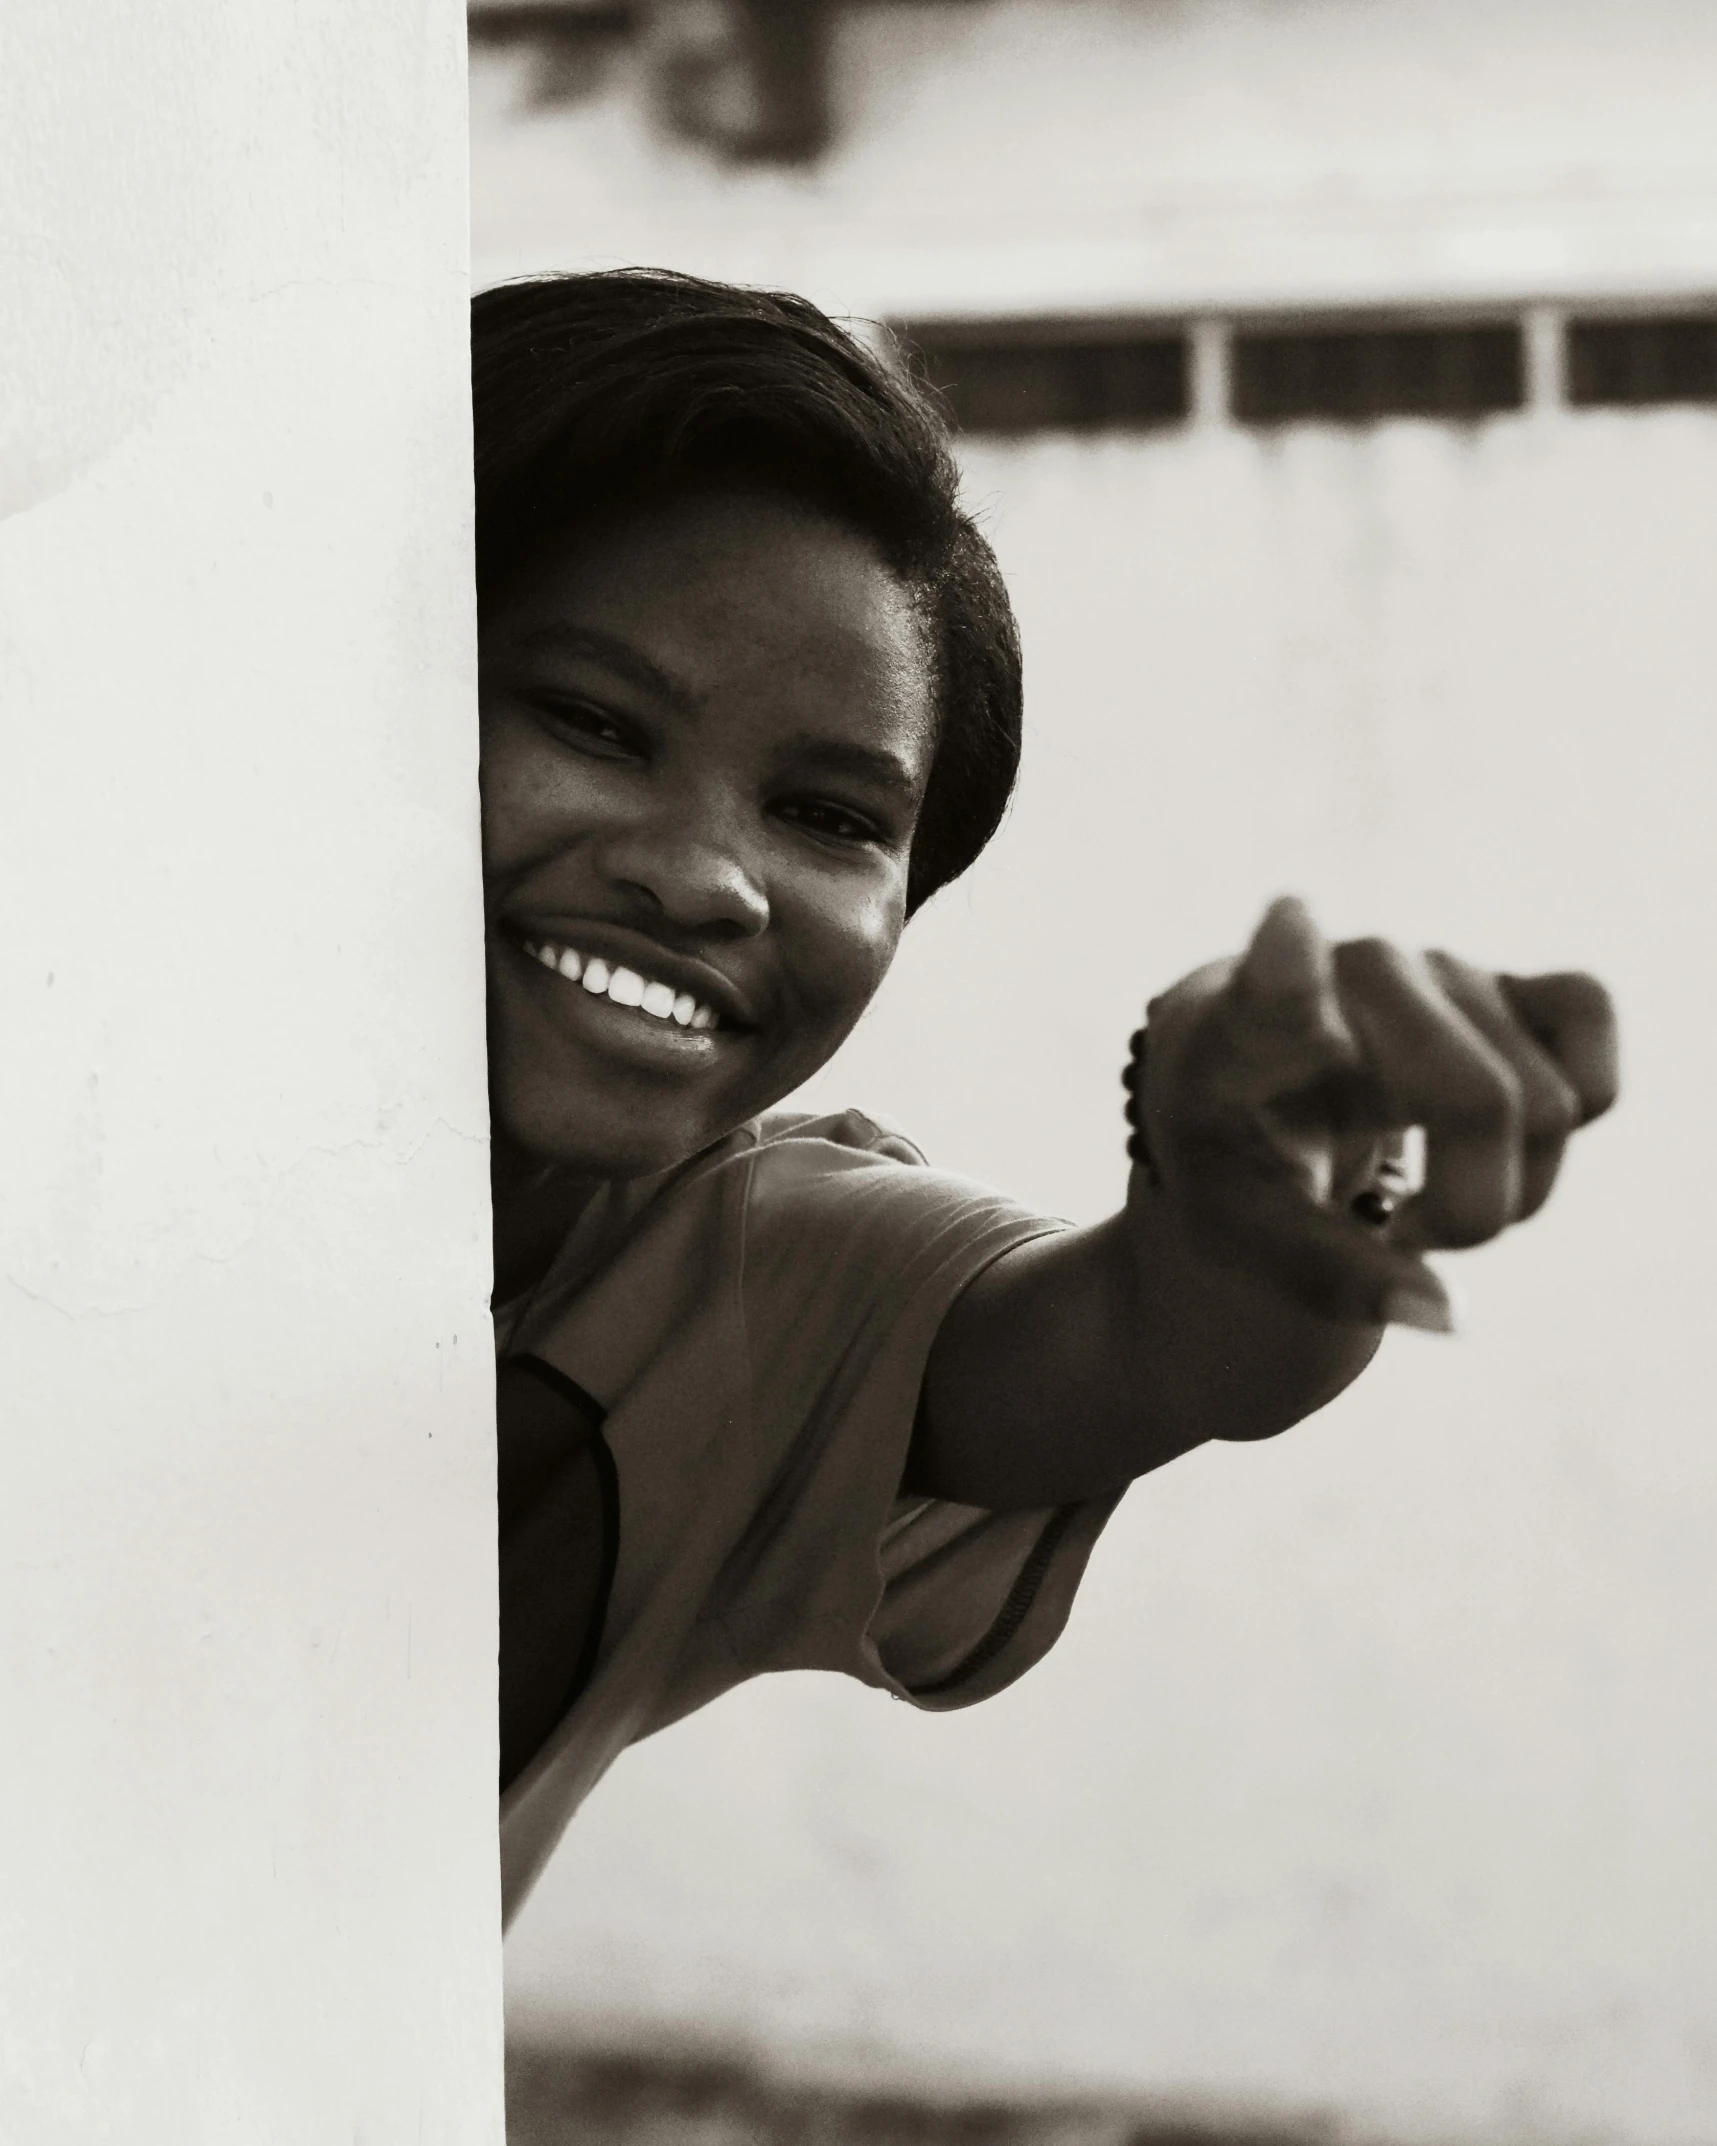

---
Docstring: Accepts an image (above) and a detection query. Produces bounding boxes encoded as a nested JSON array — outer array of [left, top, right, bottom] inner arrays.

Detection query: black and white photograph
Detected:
[[3, 5, 1711, 2142]]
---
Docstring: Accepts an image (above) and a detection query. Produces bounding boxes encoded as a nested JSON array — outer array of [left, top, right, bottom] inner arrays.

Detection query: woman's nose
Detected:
[[593, 804, 770, 939]]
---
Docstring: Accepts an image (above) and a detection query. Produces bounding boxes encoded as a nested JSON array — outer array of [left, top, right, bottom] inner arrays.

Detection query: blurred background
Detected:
[[469, 6, 1717, 2141]]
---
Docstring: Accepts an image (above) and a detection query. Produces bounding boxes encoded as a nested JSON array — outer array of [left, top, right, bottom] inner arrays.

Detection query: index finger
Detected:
[[1218, 894, 1359, 1083], [1158, 896, 1366, 1209]]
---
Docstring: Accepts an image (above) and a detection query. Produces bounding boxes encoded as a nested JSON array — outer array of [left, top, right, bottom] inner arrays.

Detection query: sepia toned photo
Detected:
[[4, 6, 1712, 2143]]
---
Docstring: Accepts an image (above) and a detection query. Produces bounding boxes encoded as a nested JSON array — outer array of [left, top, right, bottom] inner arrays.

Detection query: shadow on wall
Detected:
[[506, 2039, 1335, 2146]]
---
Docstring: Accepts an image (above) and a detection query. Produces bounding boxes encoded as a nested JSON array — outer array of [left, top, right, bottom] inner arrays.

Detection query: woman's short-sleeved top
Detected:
[[495, 1106, 1124, 1927]]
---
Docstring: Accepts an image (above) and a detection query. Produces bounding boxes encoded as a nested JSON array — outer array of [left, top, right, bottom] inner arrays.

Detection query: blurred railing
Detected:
[[894, 307, 1717, 437]]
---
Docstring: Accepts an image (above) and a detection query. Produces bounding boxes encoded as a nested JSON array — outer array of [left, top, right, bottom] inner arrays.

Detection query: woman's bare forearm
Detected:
[[908, 1178, 1382, 1511], [910, 905, 1615, 1513]]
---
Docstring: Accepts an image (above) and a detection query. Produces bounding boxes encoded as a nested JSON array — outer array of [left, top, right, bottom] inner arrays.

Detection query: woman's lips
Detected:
[[520, 934, 720, 1030], [501, 918, 759, 1032], [501, 932, 747, 1075]]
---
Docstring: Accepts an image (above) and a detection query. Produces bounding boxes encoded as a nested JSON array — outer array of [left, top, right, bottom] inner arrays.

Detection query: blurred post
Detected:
[[1188, 317, 1231, 430], [1525, 303, 1569, 412]]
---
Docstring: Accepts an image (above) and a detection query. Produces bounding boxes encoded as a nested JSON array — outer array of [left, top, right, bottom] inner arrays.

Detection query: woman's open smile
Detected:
[[504, 919, 744, 1067], [479, 487, 938, 1189]]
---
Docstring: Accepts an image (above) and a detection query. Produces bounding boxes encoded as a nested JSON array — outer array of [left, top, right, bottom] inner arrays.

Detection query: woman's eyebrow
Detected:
[[782, 735, 922, 799], [510, 624, 699, 715]]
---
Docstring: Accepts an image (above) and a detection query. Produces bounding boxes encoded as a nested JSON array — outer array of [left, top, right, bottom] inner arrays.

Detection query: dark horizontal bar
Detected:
[[1567, 315, 1717, 407], [896, 323, 1189, 436], [1232, 322, 1523, 424], [467, 3, 632, 37]]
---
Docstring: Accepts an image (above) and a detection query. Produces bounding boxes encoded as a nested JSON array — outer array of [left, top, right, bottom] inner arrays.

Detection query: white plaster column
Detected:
[[0, 4, 501, 2139]]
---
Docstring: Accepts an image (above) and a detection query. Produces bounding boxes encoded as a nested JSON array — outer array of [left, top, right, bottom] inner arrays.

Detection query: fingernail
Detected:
[[1383, 1279, 1457, 1334]]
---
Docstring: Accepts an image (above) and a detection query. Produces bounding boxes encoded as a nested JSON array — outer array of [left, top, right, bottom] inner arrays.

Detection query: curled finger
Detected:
[[1499, 970, 1620, 1127], [1425, 952, 1582, 1221], [1333, 938, 1525, 1250]]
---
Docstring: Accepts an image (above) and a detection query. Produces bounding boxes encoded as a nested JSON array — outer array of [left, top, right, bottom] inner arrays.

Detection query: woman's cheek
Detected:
[[805, 876, 905, 1025], [477, 712, 544, 869], [481, 713, 599, 875]]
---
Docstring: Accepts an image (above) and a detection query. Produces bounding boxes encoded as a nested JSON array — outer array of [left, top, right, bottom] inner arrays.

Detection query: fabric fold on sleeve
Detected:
[[865, 1487, 1122, 1708]]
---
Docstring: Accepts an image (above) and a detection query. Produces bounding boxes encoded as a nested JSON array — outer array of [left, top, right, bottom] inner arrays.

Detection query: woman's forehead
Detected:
[[487, 489, 939, 773]]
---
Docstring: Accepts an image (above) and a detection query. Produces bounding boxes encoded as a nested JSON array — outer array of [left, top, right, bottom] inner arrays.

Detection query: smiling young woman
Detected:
[[476, 271, 1619, 1923], [482, 490, 932, 1205]]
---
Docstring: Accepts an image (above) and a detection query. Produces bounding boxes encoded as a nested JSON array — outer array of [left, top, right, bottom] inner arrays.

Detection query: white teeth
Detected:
[[528, 939, 720, 1033]]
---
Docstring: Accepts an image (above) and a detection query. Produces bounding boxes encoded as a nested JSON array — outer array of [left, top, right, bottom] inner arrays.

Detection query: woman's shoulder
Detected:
[[728, 1108, 1061, 1371], [751, 1105, 928, 1169], [735, 1107, 1048, 1270], [633, 1107, 1044, 1283]]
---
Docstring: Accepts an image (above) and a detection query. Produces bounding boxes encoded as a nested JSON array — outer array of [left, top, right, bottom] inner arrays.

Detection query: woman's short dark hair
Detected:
[[471, 269, 1022, 913]]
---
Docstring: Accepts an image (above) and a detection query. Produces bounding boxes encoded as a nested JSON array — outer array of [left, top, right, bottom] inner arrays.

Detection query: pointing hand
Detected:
[[1129, 897, 1619, 1331]]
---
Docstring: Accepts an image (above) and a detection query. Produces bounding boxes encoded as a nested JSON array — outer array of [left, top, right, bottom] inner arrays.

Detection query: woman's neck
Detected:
[[489, 1132, 605, 1308]]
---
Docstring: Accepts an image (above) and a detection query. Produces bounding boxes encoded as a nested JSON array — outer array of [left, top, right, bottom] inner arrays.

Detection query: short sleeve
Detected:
[[865, 1488, 1121, 1708], [499, 1109, 1129, 1923], [694, 1109, 1123, 1714]]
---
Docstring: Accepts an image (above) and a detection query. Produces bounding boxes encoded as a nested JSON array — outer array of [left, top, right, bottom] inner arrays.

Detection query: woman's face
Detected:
[[480, 488, 937, 1180]]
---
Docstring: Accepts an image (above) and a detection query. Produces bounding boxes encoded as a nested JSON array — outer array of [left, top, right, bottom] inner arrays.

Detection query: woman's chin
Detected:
[[492, 1083, 735, 1186]]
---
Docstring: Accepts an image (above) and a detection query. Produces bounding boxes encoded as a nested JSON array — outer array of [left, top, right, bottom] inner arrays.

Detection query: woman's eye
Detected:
[[531, 695, 643, 759], [777, 798, 884, 846]]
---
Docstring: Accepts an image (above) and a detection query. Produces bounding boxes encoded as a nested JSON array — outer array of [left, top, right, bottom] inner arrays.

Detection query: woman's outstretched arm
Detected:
[[908, 898, 1619, 1510]]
